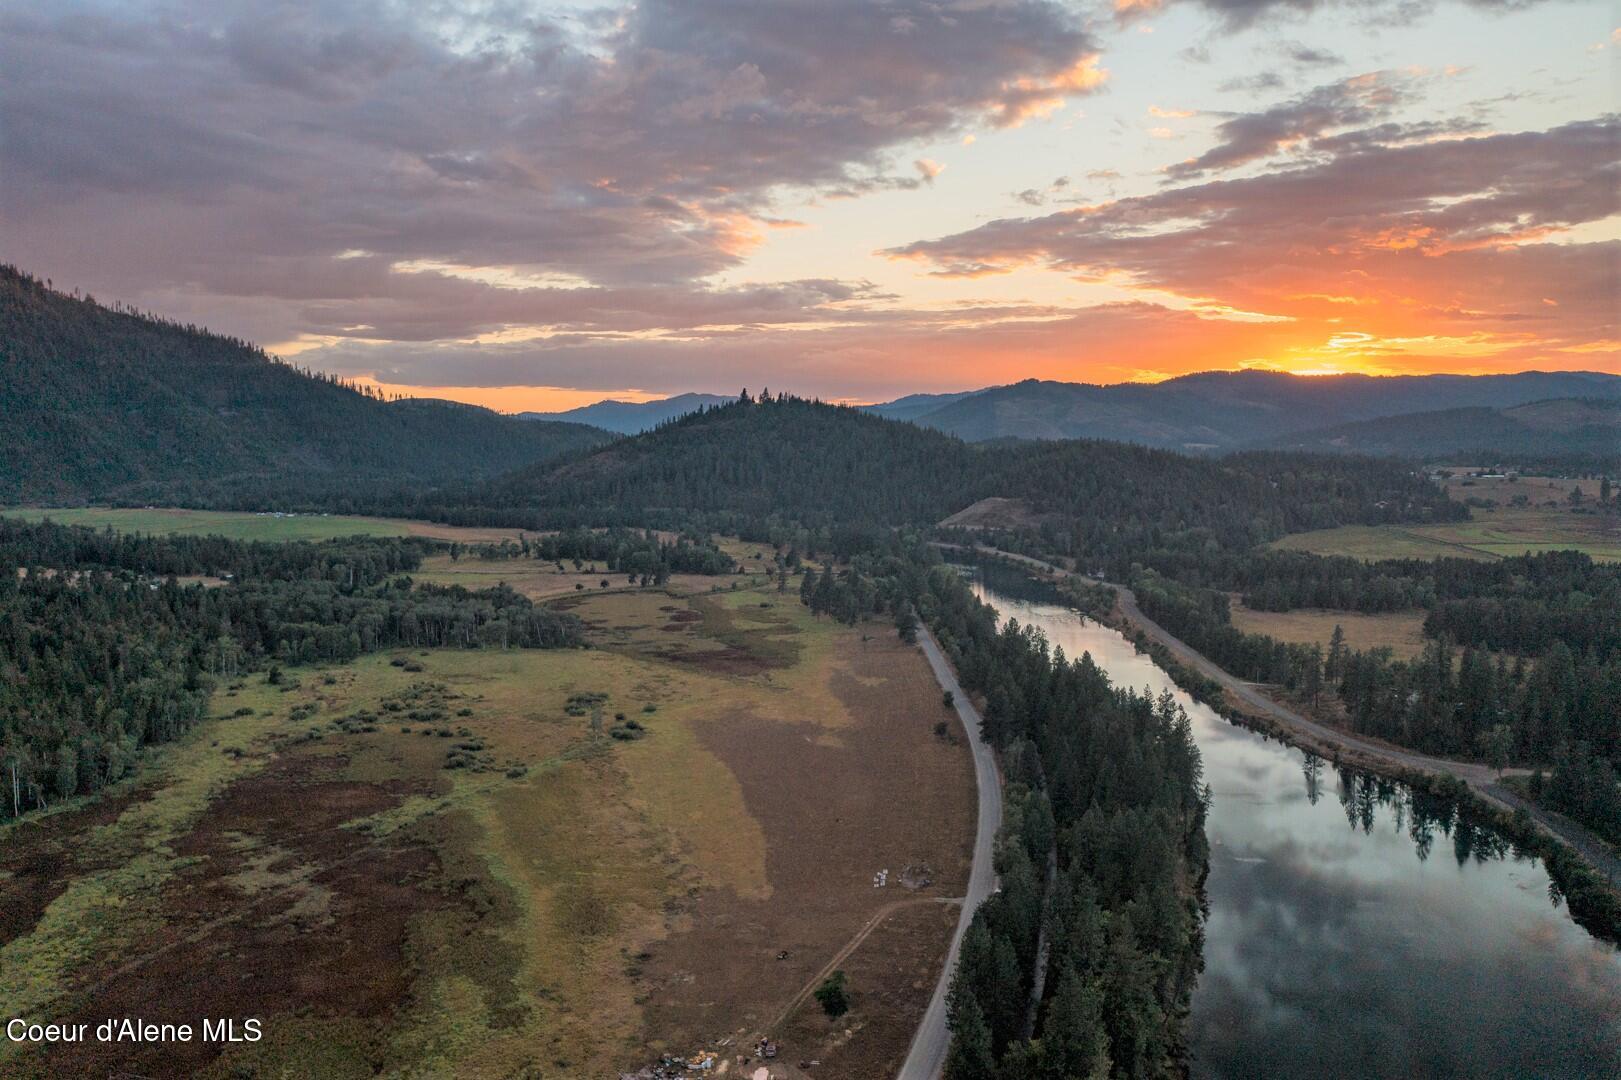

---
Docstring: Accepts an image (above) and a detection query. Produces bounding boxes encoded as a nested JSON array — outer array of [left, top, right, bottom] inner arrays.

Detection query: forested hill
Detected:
[[1250, 398, 1621, 466], [0, 266, 609, 507], [484, 394, 983, 523], [895, 370, 1621, 449], [412, 394, 1462, 562]]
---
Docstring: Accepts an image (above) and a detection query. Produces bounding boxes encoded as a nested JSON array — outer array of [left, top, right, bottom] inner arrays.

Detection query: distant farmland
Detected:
[[1272, 473, 1620, 562], [0, 506, 527, 544]]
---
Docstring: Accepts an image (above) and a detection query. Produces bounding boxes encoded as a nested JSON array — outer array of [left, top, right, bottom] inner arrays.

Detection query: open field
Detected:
[[1271, 474, 1620, 562], [1228, 598, 1430, 660], [410, 552, 768, 602], [0, 575, 972, 1079], [0, 506, 532, 544]]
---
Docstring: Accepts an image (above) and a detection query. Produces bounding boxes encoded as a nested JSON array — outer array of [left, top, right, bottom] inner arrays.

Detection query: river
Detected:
[[966, 570, 1621, 1078]]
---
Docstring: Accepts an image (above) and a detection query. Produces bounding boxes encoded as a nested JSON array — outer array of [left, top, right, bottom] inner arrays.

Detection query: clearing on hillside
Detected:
[[938, 496, 1052, 531]]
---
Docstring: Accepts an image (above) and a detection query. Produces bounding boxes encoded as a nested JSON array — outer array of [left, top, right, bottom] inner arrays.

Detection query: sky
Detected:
[[2, 0, 1616, 410]]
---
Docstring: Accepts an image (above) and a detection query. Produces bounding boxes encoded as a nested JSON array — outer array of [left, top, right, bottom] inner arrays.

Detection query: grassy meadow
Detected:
[[1227, 599, 1431, 660], [0, 506, 529, 544], [1271, 474, 1620, 563], [0, 567, 971, 1078]]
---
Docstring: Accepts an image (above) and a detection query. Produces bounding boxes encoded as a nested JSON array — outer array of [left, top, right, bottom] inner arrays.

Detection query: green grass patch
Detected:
[[0, 506, 416, 541]]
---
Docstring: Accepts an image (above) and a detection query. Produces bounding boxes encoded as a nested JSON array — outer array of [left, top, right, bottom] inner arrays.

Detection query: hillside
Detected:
[[519, 392, 733, 434], [898, 370, 1621, 449], [487, 394, 987, 525], [0, 267, 608, 506], [419, 395, 1462, 567], [863, 389, 982, 422], [1253, 398, 1621, 463]]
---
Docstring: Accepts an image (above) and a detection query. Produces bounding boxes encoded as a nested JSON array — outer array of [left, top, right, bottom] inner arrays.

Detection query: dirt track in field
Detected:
[[636, 627, 976, 1078]]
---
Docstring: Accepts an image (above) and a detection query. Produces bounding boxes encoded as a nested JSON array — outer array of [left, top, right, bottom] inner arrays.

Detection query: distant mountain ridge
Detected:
[[520, 393, 734, 434], [1252, 398, 1621, 462], [878, 370, 1621, 450], [519, 369, 1621, 455], [0, 266, 608, 506], [862, 389, 981, 422]]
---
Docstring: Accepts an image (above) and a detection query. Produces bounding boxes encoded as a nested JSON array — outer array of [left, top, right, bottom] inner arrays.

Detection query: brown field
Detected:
[[1272, 473, 1620, 563], [411, 552, 761, 601], [1228, 597, 1430, 660], [0, 575, 972, 1079]]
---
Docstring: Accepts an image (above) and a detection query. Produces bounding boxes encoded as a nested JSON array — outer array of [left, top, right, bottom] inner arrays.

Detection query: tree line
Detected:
[[0, 521, 585, 821], [462, 527, 737, 581], [1130, 546, 1617, 660], [1128, 568, 1621, 845]]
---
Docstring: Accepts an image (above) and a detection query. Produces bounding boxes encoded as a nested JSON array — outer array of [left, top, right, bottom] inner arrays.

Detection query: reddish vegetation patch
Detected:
[[0, 788, 150, 948], [661, 609, 704, 633], [13, 749, 444, 1079], [655, 645, 772, 676]]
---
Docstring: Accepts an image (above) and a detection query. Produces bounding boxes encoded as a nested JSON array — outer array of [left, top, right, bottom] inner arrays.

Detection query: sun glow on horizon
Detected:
[[348, 376, 668, 414]]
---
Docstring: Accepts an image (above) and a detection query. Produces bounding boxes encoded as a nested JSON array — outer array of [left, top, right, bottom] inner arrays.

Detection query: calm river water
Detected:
[[967, 573, 1621, 1078]]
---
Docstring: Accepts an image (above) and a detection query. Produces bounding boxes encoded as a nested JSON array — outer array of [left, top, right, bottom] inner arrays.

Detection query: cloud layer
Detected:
[[1, 1, 1611, 402], [887, 112, 1618, 369], [1, 0, 1102, 343]]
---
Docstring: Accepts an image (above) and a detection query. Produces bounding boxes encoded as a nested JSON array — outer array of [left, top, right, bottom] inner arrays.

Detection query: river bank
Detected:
[[937, 542, 1621, 938], [963, 570, 1621, 1077]]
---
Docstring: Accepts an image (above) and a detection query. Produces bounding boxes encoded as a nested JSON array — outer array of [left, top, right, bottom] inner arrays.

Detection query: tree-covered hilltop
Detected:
[[0, 266, 609, 506], [405, 393, 1462, 560], [473, 393, 986, 524], [0, 519, 585, 820]]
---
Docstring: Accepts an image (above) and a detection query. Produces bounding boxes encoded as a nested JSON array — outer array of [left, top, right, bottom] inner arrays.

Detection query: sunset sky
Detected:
[[3, 0, 1616, 410]]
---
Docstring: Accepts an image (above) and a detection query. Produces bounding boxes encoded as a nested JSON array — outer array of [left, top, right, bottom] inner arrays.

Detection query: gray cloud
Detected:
[[1120, 0, 1552, 32], [1279, 42, 1345, 66], [1220, 72, 1288, 94], [0, 0, 1103, 344], [1169, 72, 1418, 178]]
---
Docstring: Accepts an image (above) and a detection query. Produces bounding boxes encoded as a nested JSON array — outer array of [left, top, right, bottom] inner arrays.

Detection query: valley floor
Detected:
[[0, 569, 974, 1079]]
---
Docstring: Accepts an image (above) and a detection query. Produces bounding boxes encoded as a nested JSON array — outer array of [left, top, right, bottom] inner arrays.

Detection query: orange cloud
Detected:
[[994, 55, 1108, 126]]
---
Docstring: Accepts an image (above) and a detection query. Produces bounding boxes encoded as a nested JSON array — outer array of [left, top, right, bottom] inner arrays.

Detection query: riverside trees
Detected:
[[798, 541, 1207, 1077]]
